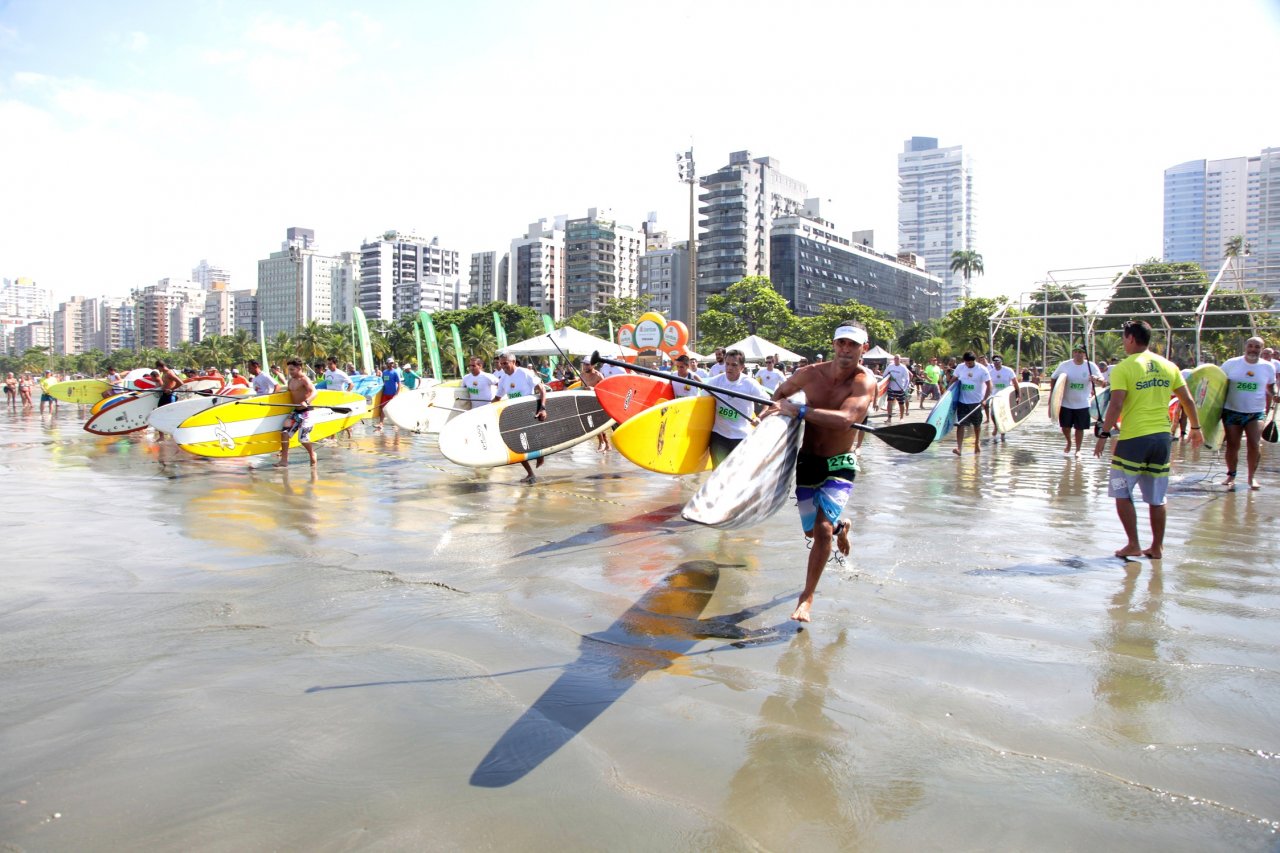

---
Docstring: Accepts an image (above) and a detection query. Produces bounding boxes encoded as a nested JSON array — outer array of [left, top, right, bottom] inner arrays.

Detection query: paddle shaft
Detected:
[[591, 351, 930, 448], [231, 401, 357, 414]]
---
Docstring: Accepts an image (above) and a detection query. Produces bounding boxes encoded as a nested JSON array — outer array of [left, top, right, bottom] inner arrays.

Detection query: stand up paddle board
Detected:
[[682, 393, 805, 529], [172, 391, 368, 458], [594, 374, 672, 424], [926, 380, 960, 442], [1048, 374, 1066, 422], [438, 390, 611, 468], [612, 396, 715, 474], [84, 392, 161, 435], [989, 385, 1041, 434], [1187, 364, 1228, 449], [45, 379, 113, 404], [383, 381, 471, 434], [146, 387, 251, 435]]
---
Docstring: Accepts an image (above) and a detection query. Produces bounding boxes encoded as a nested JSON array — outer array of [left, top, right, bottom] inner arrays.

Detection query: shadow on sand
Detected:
[[469, 559, 785, 788]]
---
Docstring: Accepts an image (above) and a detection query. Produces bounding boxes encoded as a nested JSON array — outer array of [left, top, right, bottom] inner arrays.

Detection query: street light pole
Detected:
[[677, 148, 698, 343]]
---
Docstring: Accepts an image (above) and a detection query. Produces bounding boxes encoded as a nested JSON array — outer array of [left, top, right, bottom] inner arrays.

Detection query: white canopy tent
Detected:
[[863, 345, 894, 361], [724, 334, 803, 363], [501, 327, 638, 358]]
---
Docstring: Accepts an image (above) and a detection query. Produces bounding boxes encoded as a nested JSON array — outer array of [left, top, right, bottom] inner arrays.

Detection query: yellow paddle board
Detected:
[[174, 390, 368, 458], [46, 378, 114, 404], [612, 396, 715, 475]]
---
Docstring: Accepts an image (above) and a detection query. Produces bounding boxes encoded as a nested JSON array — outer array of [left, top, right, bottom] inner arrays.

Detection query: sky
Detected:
[[2, 0, 1279, 307]]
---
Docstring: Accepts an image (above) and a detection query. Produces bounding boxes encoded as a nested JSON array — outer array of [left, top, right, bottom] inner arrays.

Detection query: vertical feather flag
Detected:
[[419, 311, 443, 382], [353, 307, 374, 375], [451, 323, 465, 378], [542, 314, 557, 370], [493, 311, 508, 352]]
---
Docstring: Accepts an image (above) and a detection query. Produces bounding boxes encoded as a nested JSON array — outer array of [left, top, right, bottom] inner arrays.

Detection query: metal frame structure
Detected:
[[989, 261, 1275, 375]]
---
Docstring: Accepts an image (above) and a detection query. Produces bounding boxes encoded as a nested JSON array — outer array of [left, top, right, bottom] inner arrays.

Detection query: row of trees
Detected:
[[5, 257, 1273, 378]]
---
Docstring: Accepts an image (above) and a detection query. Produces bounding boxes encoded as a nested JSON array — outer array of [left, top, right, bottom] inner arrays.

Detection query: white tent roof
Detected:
[[724, 334, 802, 362], [863, 345, 894, 360], [502, 326, 638, 358]]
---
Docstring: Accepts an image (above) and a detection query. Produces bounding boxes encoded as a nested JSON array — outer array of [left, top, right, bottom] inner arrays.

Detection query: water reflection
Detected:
[[721, 630, 924, 847], [1093, 562, 1169, 741]]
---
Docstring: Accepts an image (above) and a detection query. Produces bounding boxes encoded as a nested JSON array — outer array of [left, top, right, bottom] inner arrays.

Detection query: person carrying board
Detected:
[[761, 322, 876, 623]]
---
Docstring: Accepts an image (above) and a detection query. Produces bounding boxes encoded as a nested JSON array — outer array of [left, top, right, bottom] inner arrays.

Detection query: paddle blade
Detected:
[[1264, 418, 1277, 444], [860, 421, 936, 454]]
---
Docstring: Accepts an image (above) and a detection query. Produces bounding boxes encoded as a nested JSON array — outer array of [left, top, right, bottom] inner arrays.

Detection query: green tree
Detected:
[[293, 321, 330, 365], [790, 301, 896, 358], [512, 317, 543, 343], [463, 324, 498, 362], [942, 296, 1009, 354], [907, 337, 951, 363], [702, 277, 794, 345], [950, 250, 984, 295], [20, 346, 51, 373], [896, 319, 947, 351], [267, 331, 294, 369]]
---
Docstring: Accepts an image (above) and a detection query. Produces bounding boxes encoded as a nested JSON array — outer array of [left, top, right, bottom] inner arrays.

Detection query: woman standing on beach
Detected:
[[18, 373, 34, 409], [4, 372, 16, 410]]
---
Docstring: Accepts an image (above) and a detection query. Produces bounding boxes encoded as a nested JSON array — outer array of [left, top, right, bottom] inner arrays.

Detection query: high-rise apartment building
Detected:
[[770, 202, 942, 324], [191, 259, 232, 290], [1164, 147, 1280, 294], [563, 208, 642, 317], [897, 137, 977, 312], [509, 218, 567, 320], [52, 296, 87, 356], [13, 320, 51, 354], [95, 298, 135, 352], [0, 277, 52, 347], [202, 285, 258, 337], [358, 232, 464, 321], [257, 228, 338, 337], [697, 151, 808, 313], [132, 278, 205, 350], [330, 251, 360, 326], [469, 251, 509, 308]]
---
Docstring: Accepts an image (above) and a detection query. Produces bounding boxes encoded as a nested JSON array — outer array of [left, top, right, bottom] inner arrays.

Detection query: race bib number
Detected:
[[961, 383, 975, 392], [1237, 381, 1258, 392], [827, 453, 857, 471], [466, 386, 479, 396], [509, 391, 524, 398], [1069, 382, 1084, 391], [717, 405, 739, 420]]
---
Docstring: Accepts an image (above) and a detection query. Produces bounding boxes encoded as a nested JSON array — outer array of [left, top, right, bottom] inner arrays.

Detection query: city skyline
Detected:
[[1, 0, 1278, 305]]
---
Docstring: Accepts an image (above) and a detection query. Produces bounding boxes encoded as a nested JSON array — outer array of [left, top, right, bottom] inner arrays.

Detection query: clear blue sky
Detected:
[[2, 0, 1278, 305]]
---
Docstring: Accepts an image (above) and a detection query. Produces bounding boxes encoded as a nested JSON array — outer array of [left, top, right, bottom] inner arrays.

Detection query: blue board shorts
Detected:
[[1109, 432, 1173, 506], [795, 452, 857, 533], [1222, 408, 1264, 427]]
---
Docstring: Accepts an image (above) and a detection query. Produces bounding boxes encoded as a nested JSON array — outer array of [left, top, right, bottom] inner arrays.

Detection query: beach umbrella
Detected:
[[502, 326, 638, 358]]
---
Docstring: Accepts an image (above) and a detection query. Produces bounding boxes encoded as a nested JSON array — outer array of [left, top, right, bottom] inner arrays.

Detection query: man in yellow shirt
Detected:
[[1094, 320, 1201, 559]]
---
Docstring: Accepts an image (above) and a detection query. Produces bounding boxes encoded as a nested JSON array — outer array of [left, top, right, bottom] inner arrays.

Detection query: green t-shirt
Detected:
[[924, 364, 942, 383], [1109, 350, 1184, 439]]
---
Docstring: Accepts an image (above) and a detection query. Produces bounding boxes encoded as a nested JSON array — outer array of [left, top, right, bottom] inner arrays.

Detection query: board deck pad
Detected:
[[926, 381, 959, 442], [990, 385, 1040, 434], [1187, 364, 1228, 449], [594, 374, 673, 424], [612, 396, 715, 475], [497, 393, 608, 453]]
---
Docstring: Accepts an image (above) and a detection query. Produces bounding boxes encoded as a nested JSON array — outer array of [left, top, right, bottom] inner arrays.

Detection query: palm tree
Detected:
[[463, 324, 497, 363], [367, 320, 393, 364], [512, 317, 542, 343], [20, 346, 51, 374], [268, 331, 294, 371], [1224, 235, 1251, 260], [294, 321, 329, 365], [950, 250, 985, 297]]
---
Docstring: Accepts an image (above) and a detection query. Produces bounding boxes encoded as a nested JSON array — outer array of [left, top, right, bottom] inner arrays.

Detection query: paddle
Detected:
[[590, 352, 935, 454]]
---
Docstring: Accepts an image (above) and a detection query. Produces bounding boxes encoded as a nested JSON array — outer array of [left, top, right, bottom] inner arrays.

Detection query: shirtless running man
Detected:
[[763, 321, 875, 622], [277, 358, 318, 467]]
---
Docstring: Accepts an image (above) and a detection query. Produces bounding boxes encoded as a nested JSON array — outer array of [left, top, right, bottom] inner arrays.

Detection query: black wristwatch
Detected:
[[1098, 430, 1111, 438]]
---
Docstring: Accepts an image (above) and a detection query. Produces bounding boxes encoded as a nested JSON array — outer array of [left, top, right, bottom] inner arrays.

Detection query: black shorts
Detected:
[[1058, 406, 1090, 431], [955, 400, 983, 425], [887, 388, 907, 402], [710, 431, 743, 466]]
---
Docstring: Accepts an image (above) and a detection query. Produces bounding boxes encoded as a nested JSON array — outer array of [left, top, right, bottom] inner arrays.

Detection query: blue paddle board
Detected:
[[926, 380, 960, 442]]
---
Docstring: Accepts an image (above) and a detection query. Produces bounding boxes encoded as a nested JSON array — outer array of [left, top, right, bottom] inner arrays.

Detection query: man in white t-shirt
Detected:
[[323, 357, 353, 392], [985, 354, 1019, 439], [1220, 336, 1276, 490], [691, 358, 710, 380], [883, 354, 913, 423], [949, 352, 992, 455], [462, 357, 500, 407], [755, 356, 785, 393], [671, 355, 701, 398], [248, 360, 277, 396], [708, 348, 727, 377], [495, 351, 548, 484], [598, 359, 628, 380], [1049, 346, 1104, 456], [705, 348, 767, 466]]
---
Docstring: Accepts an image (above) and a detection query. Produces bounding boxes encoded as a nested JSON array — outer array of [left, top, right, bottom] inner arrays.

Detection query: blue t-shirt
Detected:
[[381, 369, 401, 396]]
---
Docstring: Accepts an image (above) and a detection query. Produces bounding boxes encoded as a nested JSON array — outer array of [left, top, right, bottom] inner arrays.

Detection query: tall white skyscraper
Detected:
[[191, 260, 232, 290], [1164, 147, 1279, 294], [897, 137, 977, 313], [508, 218, 566, 320], [358, 232, 464, 321], [257, 228, 339, 337], [564, 208, 642, 318]]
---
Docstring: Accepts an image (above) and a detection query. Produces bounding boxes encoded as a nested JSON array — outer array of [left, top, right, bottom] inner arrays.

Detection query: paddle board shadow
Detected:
[[967, 555, 1131, 577], [516, 503, 688, 557], [470, 559, 778, 788]]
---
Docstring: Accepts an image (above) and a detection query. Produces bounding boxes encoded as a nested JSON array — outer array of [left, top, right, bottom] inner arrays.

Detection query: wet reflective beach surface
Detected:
[[2, 403, 1278, 851]]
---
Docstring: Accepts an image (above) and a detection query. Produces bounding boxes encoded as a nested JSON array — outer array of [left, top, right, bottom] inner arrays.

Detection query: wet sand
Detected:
[[2, 400, 1278, 851]]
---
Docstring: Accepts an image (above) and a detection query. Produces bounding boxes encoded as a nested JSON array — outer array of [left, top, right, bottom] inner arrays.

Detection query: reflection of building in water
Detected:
[[1092, 564, 1168, 742], [721, 630, 924, 847]]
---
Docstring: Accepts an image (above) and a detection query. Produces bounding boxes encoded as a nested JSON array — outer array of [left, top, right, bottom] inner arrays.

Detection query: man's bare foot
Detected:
[[974, 446, 981, 454], [1250, 479, 1261, 490], [273, 459, 288, 468], [952, 448, 962, 455], [1114, 544, 1144, 558], [791, 596, 814, 622], [1142, 548, 1162, 558], [834, 520, 851, 557], [535, 456, 544, 468]]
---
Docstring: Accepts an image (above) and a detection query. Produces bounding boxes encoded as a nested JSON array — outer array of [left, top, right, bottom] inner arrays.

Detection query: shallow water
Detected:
[[2, 403, 1278, 851]]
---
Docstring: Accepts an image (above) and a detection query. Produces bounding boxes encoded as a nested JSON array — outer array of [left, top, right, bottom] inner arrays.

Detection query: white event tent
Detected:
[[724, 334, 803, 363], [501, 326, 638, 358]]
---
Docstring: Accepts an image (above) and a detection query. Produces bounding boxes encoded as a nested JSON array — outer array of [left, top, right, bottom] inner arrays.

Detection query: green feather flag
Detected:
[[353, 307, 374, 375], [493, 311, 508, 351], [418, 311, 443, 381], [450, 323, 465, 379], [542, 314, 557, 370], [413, 323, 422, 376]]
